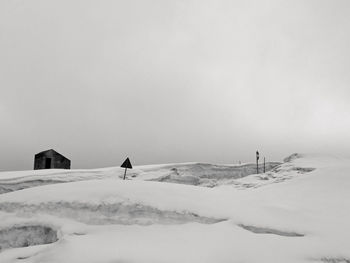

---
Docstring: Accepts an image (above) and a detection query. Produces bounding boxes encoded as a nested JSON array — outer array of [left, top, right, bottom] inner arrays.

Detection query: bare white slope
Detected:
[[0, 154, 349, 263]]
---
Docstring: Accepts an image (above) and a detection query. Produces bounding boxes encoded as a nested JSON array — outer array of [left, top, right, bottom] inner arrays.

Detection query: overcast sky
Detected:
[[1, 0, 350, 170]]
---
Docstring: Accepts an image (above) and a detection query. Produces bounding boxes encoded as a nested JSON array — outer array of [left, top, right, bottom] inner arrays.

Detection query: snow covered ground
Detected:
[[0, 161, 280, 193], [0, 153, 349, 263]]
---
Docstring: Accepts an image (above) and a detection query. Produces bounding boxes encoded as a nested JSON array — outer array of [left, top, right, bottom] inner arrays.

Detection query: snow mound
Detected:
[[283, 153, 304, 163], [0, 225, 58, 251], [148, 162, 280, 187], [0, 169, 116, 194], [0, 180, 63, 194], [0, 201, 225, 225], [229, 154, 316, 189], [318, 258, 350, 263]]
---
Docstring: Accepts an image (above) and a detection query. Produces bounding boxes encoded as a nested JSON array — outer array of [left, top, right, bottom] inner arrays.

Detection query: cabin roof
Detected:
[[35, 149, 70, 160]]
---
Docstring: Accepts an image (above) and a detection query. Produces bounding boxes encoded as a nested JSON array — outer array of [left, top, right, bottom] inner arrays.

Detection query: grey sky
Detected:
[[1, 0, 350, 171]]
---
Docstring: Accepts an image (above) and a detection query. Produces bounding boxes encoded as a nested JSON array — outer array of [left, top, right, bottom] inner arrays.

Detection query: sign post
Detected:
[[256, 151, 259, 174], [121, 157, 133, 180]]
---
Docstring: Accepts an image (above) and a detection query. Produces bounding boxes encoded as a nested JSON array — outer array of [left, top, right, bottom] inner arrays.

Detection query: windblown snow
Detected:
[[0, 154, 349, 263]]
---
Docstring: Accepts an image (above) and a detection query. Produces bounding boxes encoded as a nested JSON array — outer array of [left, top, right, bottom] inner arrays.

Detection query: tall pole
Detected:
[[123, 167, 127, 180], [256, 151, 259, 174], [263, 157, 265, 173]]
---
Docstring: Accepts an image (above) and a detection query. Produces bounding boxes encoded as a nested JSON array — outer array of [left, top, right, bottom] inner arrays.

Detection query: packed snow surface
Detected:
[[0, 154, 349, 263]]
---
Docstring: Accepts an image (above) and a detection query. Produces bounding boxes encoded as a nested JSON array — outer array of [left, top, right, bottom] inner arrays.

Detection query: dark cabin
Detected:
[[34, 149, 71, 170]]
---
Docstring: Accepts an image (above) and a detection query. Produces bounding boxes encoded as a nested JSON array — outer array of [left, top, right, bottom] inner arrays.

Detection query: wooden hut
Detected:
[[34, 149, 71, 170]]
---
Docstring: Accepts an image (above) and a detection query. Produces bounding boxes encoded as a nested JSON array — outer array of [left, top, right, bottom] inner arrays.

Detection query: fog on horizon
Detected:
[[1, 0, 350, 171]]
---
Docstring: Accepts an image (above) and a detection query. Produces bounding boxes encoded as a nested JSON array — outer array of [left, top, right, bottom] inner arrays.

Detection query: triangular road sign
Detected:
[[121, 157, 132, 169]]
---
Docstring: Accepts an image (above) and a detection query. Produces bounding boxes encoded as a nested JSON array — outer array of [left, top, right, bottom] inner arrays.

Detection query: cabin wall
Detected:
[[34, 152, 70, 170]]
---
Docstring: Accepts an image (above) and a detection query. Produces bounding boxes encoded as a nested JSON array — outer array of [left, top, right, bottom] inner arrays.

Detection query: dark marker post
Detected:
[[121, 157, 133, 180], [256, 151, 259, 174], [263, 157, 266, 173]]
